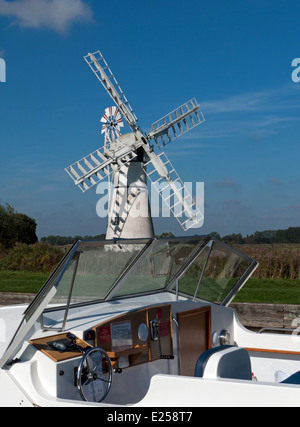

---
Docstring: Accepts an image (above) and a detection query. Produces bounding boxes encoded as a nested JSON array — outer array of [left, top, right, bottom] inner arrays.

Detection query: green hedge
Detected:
[[0, 243, 64, 273]]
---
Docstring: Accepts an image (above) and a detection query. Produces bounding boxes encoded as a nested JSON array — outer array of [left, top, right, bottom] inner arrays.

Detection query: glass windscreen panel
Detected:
[[178, 240, 253, 304], [50, 243, 146, 306], [114, 238, 205, 298]]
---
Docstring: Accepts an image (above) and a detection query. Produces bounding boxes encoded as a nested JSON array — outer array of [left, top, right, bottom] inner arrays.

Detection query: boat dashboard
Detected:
[[25, 300, 216, 404], [30, 304, 174, 370]]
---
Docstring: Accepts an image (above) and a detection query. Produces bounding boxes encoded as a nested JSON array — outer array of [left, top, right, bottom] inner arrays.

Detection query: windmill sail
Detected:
[[144, 150, 204, 231], [65, 145, 137, 193], [84, 51, 141, 133], [148, 98, 205, 149]]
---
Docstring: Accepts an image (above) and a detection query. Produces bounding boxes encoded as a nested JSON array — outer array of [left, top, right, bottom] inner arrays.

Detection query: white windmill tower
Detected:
[[99, 105, 154, 239], [65, 50, 205, 240]]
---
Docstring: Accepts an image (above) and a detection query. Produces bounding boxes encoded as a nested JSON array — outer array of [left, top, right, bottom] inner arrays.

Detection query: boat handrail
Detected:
[[258, 327, 296, 334]]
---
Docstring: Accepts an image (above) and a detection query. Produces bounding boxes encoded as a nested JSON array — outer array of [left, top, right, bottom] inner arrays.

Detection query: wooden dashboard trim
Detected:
[[29, 333, 91, 362], [246, 347, 300, 356]]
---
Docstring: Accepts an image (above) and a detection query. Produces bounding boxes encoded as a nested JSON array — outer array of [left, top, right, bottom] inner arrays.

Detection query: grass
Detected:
[[233, 278, 300, 304], [0, 271, 48, 294]]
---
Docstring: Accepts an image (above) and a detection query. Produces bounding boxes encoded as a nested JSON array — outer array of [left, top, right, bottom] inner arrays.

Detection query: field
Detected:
[[233, 278, 300, 304], [1, 275, 300, 305], [0, 271, 48, 293], [0, 243, 299, 304]]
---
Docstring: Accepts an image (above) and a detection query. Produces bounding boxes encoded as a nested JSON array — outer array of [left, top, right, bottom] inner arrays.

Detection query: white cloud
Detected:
[[0, 0, 93, 33], [199, 85, 300, 141], [202, 90, 271, 115], [202, 85, 300, 116]]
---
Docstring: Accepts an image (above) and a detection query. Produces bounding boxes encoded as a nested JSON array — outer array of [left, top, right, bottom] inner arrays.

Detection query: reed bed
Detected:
[[0, 242, 299, 281], [235, 244, 300, 280]]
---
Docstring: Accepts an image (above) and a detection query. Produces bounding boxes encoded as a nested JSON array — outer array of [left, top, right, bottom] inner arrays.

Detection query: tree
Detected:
[[222, 233, 245, 244], [210, 231, 221, 240], [159, 232, 175, 238], [0, 203, 38, 248]]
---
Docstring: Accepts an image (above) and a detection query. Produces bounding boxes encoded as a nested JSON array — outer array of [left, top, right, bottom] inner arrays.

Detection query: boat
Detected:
[[1, 235, 300, 407]]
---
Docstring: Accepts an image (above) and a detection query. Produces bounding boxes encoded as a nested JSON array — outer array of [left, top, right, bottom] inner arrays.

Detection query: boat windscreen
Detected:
[[42, 236, 256, 308], [175, 239, 257, 305], [0, 236, 258, 367]]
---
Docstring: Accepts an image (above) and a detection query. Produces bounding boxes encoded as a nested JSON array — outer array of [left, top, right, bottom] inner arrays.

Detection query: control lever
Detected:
[[66, 333, 87, 353], [67, 333, 77, 342], [150, 320, 162, 354], [150, 320, 174, 360], [150, 320, 160, 341]]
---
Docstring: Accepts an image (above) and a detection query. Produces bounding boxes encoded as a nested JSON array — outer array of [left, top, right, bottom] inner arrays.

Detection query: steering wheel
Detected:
[[76, 347, 113, 403]]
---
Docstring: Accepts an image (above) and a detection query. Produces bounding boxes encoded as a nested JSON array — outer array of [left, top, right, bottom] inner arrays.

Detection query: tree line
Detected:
[[40, 232, 176, 245], [41, 228, 300, 246], [40, 234, 106, 246], [1, 202, 300, 248], [211, 228, 300, 245]]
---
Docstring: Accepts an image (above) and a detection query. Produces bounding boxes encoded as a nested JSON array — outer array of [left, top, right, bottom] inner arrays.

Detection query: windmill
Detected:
[[65, 50, 205, 239]]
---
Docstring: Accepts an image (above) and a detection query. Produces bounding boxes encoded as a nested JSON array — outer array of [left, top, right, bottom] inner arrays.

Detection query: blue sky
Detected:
[[0, 0, 299, 239]]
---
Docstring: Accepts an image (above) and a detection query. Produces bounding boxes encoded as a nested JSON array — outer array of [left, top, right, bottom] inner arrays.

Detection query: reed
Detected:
[[0, 242, 299, 281], [235, 244, 300, 280]]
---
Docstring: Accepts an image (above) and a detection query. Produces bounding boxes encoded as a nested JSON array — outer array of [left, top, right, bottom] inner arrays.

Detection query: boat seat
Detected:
[[280, 371, 300, 385], [194, 345, 252, 381]]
